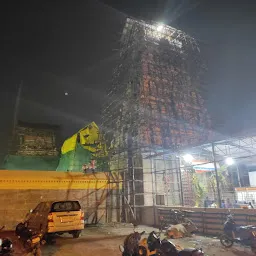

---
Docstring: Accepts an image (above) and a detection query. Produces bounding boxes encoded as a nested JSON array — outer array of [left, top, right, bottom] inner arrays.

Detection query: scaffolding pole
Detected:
[[102, 17, 211, 219], [212, 142, 222, 208], [177, 157, 184, 206]]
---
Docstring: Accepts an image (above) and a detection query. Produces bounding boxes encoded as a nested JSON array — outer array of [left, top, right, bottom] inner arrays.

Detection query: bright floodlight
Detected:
[[183, 154, 194, 163], [225, 157, 234, 166], [156, 24, 164, 32]]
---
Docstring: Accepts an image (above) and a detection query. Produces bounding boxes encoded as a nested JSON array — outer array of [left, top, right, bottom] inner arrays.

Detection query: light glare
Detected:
[[156, 25, 164, 32], [225, 157, 234, 166], [183, 154, 194, 163]]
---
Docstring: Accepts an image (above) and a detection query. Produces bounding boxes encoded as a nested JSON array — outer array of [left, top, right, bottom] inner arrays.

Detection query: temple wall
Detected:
[[0, 170, 121, 229]]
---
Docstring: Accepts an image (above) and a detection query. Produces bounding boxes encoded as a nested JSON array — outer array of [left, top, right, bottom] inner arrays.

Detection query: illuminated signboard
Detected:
[[192, 161, 219, 173]]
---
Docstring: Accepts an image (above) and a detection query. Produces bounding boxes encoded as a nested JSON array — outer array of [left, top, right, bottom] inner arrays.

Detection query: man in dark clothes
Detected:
[[204, 196, 211, 208]]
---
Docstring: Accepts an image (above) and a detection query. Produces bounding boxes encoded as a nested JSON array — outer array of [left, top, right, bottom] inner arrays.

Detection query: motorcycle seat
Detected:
[[236, 225, 254, 231]]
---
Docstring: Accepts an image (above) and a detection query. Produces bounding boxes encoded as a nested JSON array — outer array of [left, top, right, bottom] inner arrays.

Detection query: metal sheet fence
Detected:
[[157, 207, 256, 235]]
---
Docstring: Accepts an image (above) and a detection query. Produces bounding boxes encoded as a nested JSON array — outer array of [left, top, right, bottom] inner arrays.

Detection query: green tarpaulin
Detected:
[[56, 143, 92, 172], [2, 155, 59, 171]]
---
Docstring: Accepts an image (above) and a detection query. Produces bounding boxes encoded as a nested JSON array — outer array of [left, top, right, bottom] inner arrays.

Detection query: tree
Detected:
[[192, 173, 207, 207], [207, 165, 233, 201]]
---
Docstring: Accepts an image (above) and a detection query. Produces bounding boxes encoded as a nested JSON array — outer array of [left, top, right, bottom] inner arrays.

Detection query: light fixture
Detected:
[[183, 154, 194, 163], [225, 157, 234, 166], [156, 24, 164, 32], [64, 92, 69, 96]]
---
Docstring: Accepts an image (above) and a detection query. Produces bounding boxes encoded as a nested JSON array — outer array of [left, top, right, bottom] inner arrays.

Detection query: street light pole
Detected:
[[211, 142, 222, 208], [12, 81, 23, 143]]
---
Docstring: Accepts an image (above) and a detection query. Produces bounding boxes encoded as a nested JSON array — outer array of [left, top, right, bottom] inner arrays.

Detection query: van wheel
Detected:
[[72, 231, 81, 238], [44, 234, 55, 244]]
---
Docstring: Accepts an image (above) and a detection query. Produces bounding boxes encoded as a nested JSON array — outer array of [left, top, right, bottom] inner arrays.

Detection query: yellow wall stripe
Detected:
[[0, 170, 122, 190]]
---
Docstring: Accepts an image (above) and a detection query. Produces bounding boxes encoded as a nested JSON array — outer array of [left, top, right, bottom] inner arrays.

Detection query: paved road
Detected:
[[1, 226, 256, 256], [41, 227, 255, 256], [42, 234, 125, 256]]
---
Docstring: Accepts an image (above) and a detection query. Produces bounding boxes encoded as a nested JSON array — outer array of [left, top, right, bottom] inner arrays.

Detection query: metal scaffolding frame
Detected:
[[176, 134, 256, 206], [101, 17, 212, 222], [181, 134, 256, 163]]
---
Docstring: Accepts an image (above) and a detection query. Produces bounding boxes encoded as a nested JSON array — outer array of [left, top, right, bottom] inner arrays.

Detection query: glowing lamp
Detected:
[[183, 154, 194, 163], [156, 25, 164, 32], [225, 157, 234, 166]]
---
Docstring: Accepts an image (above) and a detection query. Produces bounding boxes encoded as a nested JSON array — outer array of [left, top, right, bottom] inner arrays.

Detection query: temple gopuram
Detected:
[[2, 121, 60, 170]]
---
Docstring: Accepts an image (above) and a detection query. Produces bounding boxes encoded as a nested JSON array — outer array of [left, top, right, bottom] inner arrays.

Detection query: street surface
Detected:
[[1, 225, 255, 256]]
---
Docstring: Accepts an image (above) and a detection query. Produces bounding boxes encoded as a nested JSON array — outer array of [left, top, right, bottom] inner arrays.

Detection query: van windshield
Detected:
[[51, 201, 81, 212]]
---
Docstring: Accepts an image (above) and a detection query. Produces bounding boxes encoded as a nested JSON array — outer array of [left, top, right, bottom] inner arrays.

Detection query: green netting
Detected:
[[2, 155, 59, 171], [56, 143, 92, 172], [57, 143, 109, 172]]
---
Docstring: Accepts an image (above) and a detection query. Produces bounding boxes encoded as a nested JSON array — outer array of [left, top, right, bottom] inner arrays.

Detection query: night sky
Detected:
[[1, 0, 256, 159]]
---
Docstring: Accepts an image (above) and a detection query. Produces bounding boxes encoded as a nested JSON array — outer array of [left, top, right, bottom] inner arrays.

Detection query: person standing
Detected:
[[221, 200, 226, 208], [226, 198, 232, 208], [204, 197, 211, 208], [233, 200, 240, 208]]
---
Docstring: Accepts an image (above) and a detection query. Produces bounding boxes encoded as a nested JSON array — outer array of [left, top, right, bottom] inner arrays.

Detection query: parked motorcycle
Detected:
[[146, 231, 204, 256], [119, 231, 204, 256], [0, 226, 13, 256], [159, 210, 196, 237], [220, 211, 256, 254], [119, 231, 146, 256], [15, 223, 45, 256], [143, 231, 178, 256], [159, 210, 185, 232]]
